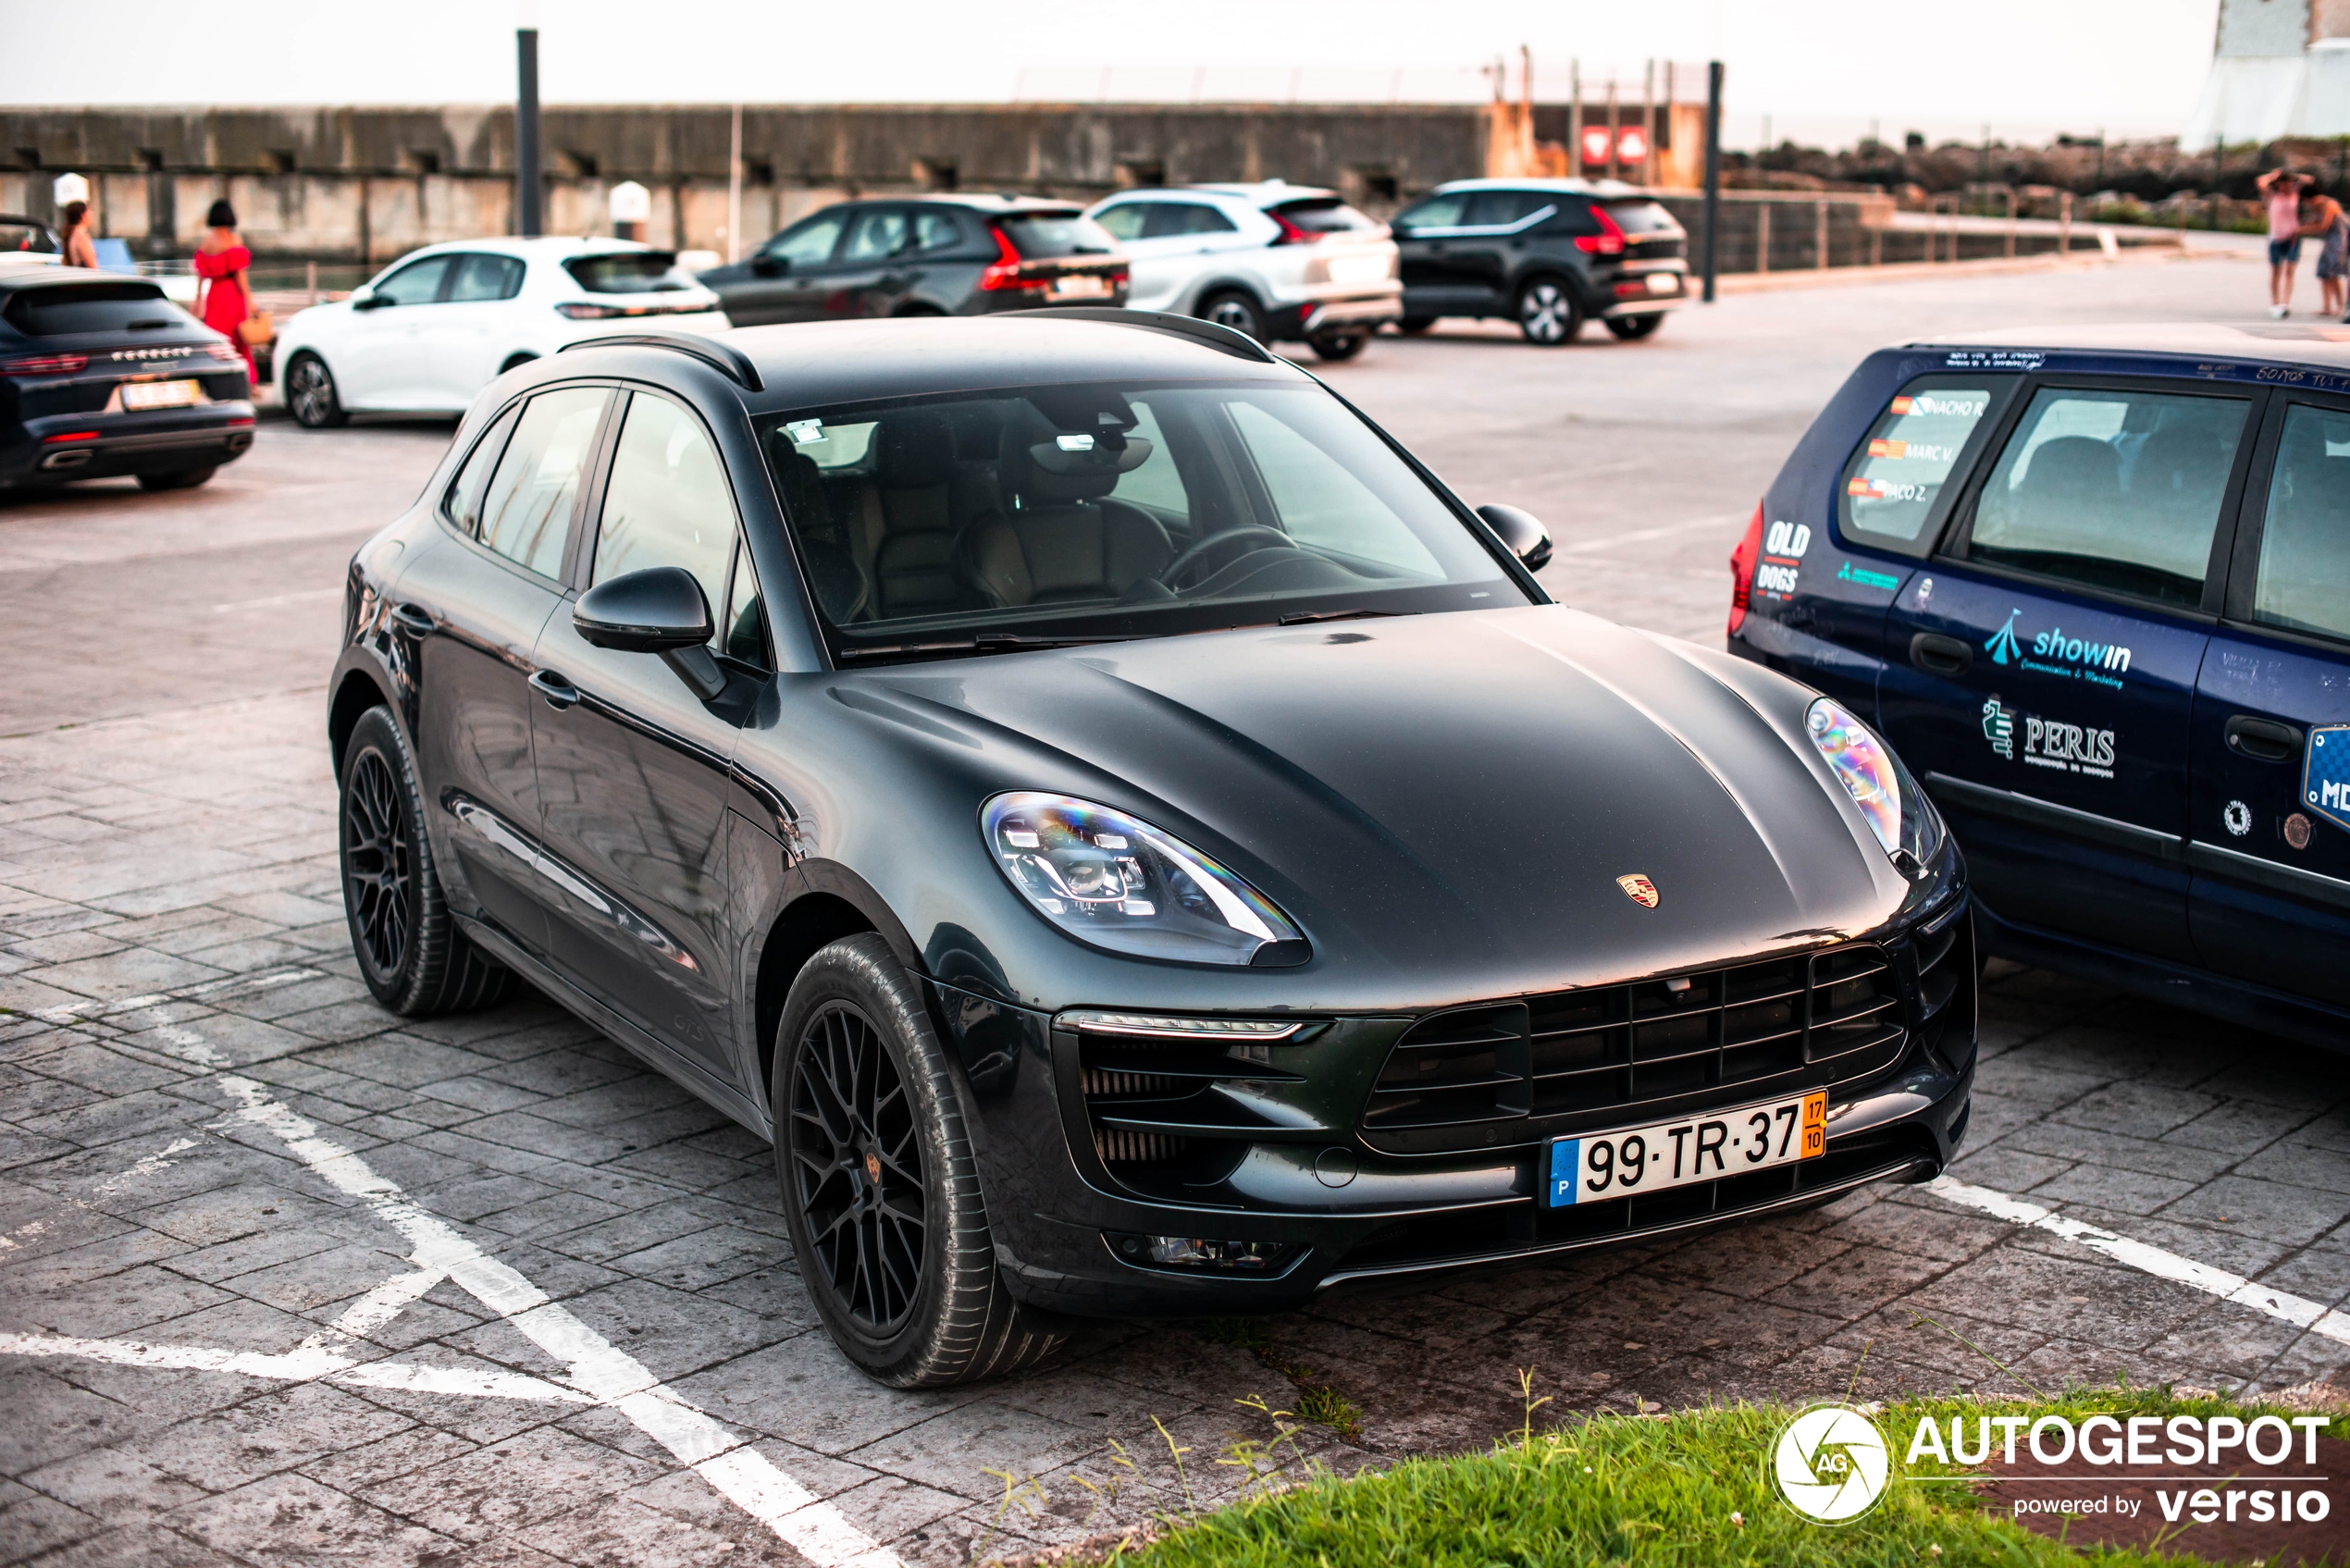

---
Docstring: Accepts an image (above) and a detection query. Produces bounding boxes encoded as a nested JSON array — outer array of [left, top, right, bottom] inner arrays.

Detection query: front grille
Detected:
[[1093, 1128, 1192, 1166], [1363, 943, 1904, 1133]]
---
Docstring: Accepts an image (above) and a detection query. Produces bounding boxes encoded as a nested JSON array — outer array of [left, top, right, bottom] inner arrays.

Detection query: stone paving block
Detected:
[[473, 1188, 630, 1243], [0, 1475, 105, 1562], [215, 891, 341, 930], [2140, 1303, 2316, 1383], [292, 1425, 480, 1496], [130, 1180, 355, 1250], [601, 1224, 793, 1295], [125, 1381, 415, 1491], [8, 1260, 229, 1338], [18, 1445, 208, 1525], [7, 927, 130, 963], [354, 1423, 667, 1544], [449, 1111, 636, 1168], [126, 913, 286, 958], [2255, 1242, 2350, 1308], [670, 1337, 984, 1456], [479, 1051, 654, 1104], [1905, 1242, 2202, 1352], [401, 1169, 563, 1226], [17, 1087, 223, 1155], [19, 1039, 191, 1096], [2003, 1120, 2239, 1183], [140, 1295, 338, 1357], [303, 1036, 506, 1093], [1967, 1051, 2112, 1110], [2170, 1096, 2327, 1154], [540, 1277, 785, 1384], [2022, 1162, 2203, 1216], [1946, 1144, 2073, 1191], [846, 1401, 1103, 1505], [2249, 1325, 2350, 1390], [166, 1471, 462, 1568], [2004, 1203, 2293, 1281], [2160, 1174, 2346, 1248], [513, 1488, 802, 1568], [155, 1218, 352, 1289], [0, 1364, 155, 1475], [216, 1241, 416, 1316], [411, 1073, 546, 1116], [603, 1141, 765, 1193], [2, 1072, 107, 1123], [20, 947, 230, 1003], [2048, 1079, 2225, 1137], [1762, 1242, 1958, 1321], [2232, 1137, 2350, 1192]]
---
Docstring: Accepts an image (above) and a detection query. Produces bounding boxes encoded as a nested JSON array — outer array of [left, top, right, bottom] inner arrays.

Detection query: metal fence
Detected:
[[1652, 191, 2166, 276]]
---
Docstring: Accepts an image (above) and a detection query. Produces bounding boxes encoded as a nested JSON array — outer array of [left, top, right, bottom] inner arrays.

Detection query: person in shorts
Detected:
[[2304, 186, 2349, 321], [2258, 169, 2313, 318]]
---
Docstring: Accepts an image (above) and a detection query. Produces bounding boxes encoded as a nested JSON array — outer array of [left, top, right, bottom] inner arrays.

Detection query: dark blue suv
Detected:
[[1730, 325, 2350, 1049]]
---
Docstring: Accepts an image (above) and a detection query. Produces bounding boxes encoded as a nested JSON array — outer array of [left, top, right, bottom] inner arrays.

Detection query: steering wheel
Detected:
[[1158, 526, 1300, 593]]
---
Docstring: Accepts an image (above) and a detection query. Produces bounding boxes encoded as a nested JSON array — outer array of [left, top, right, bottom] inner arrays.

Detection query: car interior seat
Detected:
[[766, 435, 869, 623], [2011, 435, 2122, 528], [959, 407, 1175, 608], [864, 411, 983, 619]]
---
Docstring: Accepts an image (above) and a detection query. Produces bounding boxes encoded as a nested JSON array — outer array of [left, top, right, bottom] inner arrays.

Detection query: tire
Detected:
[[773, 934, 1065, 1388], [1308, 332, 1370, 362], [285, 352, 347, 428], [1395, 316, 1436, 335], [1515, 277, 1583, 346], [339, 707, 517, 1016], [1197, 290, 1265, 341], [137, 467, 216, 491], [1605, 313, 1665, 341]]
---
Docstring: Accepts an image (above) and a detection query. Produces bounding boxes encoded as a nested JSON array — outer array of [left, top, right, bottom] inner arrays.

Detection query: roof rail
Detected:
[[1020, 307, 1277, 364], [558, 331, 763, 391]]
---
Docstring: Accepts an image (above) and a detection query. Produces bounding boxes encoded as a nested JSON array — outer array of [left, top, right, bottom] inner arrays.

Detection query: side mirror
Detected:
[[574, 566, 726, 699], [351, 289, 390, 311], [750, 252, 787, 278], [1477, 504, 1552, 572]]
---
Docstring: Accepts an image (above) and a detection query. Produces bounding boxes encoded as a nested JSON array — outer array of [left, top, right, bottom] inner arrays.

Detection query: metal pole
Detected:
[[1606, 78, 1619, 179], [1757, 202, 1771, 275], [1815, 198, 1828, 269], [1569, 60, 1582, 177], [515, 29, 542, 238], [727, 103, 743, 265], [1701, 60, 1722, 301], [1641, 59, 1655, 187]]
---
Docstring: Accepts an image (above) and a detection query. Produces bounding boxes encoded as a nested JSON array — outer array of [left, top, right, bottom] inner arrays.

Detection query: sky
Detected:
[[4, 0, 2225, 149]]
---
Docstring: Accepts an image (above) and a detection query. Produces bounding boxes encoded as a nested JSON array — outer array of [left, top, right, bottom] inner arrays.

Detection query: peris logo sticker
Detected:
[[1982, 698, 2115, 779], [2306, 726, 2350, 834], [1983, 698, 2016, 760], [1771, 1403, 1892, 1524]]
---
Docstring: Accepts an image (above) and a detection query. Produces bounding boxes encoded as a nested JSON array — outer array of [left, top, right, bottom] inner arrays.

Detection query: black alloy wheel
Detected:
[[338, 707, 516, 1015], [1308, 332, 1370, 362], [286, 352, 348, 428], [136, 466, 216, 491], [1198, 290, 1265, 340], [1605, 313, 1666, 341], [1515, 277, 1582, 346], [773, 934, 1066, 1387]]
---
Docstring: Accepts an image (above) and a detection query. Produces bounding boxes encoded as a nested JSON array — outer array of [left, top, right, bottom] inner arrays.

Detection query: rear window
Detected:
[[1839, 377, 2016, 550], [563, 253, 693, 294], [1601, 200, 1682, 236], [995, 212, 1118, 259], [2, 220, 58, 254], [1270, 197, 1378, 233], [4, 282, 184, 337]]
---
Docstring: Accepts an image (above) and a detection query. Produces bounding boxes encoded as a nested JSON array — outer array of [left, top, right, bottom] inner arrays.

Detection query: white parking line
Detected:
[[1926, 1175, 2350, 1350], [0, 1329, 592, 1403], [8, 1010, 902, 1568]]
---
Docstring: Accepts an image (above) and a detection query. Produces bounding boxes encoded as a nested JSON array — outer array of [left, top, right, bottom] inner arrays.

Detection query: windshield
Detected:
[[995, 213, 1118, 258], [761, 379, 1520, 661], [563, 253, 694, 293], [5, 282, 183, 336], [1602, 200, 1682, 236], [2, 220, 58, 253], [1270, 196, 1379, 232]]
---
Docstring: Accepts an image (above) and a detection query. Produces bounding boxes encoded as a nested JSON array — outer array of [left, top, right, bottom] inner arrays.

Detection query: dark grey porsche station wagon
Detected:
[[328, 312, 1976, 1386]]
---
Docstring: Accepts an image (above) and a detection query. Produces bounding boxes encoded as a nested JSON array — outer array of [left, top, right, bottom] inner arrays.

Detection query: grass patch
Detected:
[[1199, 1319, 1365, 1444], [1089, 1384, 2333, 1567]]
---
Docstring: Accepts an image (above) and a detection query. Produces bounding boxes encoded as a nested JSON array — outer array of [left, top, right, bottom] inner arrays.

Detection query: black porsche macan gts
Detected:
[[328, 311, 1976, 1387]]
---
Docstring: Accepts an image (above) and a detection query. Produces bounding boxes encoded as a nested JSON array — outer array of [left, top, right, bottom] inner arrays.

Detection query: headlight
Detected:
[[983, 792, 1307, 966], [1804, 698, 1945, 874]]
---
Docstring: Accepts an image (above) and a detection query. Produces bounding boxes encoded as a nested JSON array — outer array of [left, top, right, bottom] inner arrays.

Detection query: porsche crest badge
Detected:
[[1616, 873, 1660, 909]]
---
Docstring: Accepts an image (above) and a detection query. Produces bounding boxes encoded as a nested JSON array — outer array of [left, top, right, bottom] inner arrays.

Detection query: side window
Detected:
[[1395, 192, 1467, 229], [592, 393, 736, 641], [447, 253, 524, 302], [1092, 204, 1149, 241], [1840, 378, 2011, 549], [443, 404, 520, 536], [1107, 400, 1188, 519], [1225, 400, 1445, 579], [842, 207, 909, 262], [909, 210, 964, 253], [477, 387, 608, 578], [1537, 201, 1602, 237], [767, 214, 845, 268], [724, 538, 771, 668], [1967, 386, 2248, 608], [2251, 403, 2350, 641], [371, 255, 452, 306], [1463, 191, 1549, 228], [1144, 203, 1237, 239]]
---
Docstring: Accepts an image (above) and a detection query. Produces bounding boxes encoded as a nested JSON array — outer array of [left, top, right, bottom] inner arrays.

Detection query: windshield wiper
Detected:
[[1277, 608, 1402, 626], [834, 631, 1132, 663]]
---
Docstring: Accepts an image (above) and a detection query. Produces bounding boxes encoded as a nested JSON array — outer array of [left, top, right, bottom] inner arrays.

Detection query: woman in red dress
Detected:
[[192, 199, 255, 383]]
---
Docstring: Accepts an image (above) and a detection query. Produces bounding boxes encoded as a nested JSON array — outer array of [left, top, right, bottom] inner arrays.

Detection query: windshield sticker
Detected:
[[2305, 726, 2350, 833], [1984, 609, 2133, 689], [1942, 350, 2045, 371], [785, 419, 827, 446], [1834, 562, 1901, 592], [1983, 697, 2114, 778]]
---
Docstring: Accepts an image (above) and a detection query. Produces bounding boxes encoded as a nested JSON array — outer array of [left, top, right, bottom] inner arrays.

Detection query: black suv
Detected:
[[699, 195, 1127, 326], [1391, 179, 1689, 346]]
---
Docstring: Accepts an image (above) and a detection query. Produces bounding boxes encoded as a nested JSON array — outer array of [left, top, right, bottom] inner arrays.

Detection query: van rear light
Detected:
[[1574, 207, 1628, 256], [43, 430, 101, 443], [1727, 500, 1764, 636], [979, 226, 1050, 291], [3, 354, 89, 376]]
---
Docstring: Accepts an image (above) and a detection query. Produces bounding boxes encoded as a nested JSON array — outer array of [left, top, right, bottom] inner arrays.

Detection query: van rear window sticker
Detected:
[[2305, 725, 2350, 833]]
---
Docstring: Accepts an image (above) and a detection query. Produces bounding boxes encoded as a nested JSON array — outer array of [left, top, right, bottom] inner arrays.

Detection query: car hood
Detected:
[[852, 605, 1906, 999]]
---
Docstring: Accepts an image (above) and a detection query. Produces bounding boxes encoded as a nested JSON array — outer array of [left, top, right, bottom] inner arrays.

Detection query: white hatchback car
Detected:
[[274, 238, 728, 426], [1082, 182, 1401, 361]]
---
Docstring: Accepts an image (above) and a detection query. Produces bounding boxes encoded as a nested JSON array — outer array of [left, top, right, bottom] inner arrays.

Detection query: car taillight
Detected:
[[43, 430, 101, 443], [556, 300, 713, 320], [204, 343, 243, 362], [1268, 210, 1322, 245], [1727, 500, 1764, 636], [2, 354, 88, 376], [980, 227, 1049, 291], [1574, 207, 1628, 257]]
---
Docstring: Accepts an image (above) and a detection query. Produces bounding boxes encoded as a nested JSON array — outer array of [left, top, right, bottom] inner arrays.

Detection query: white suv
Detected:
[[1083, 182, 1401, 361]]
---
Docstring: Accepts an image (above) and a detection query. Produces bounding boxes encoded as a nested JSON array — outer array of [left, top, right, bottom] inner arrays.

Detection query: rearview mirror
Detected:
[[750, 252, 787, 278], [1476, 504, 1552, 572], [574, 566, 725, 699], [350, 288, 389, 310]]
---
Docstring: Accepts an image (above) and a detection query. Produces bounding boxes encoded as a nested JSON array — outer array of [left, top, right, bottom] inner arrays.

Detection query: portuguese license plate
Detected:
[[1645, 273, 1680, 295], [1050, 274, 1111, 300], [121, 378, 201, 410], [1543, 1090, 1826, 1207]]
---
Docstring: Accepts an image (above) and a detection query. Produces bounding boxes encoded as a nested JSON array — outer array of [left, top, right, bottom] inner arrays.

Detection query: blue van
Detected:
[[1730, 325, 2350, 1048]]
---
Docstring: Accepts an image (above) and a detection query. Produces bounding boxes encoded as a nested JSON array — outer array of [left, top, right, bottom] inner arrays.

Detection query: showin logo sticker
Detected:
[[2306, 726, 2350, 834], [1771, 1403, 1892, 1524], [1986, 610, 2024, 666], [1983, 611, 2133, 689]]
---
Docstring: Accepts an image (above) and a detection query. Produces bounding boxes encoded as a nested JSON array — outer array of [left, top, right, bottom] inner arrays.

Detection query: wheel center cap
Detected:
[[863, 1150, 882, 1184]]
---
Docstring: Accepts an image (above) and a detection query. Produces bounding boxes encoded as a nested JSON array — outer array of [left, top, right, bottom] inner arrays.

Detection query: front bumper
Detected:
[[2, 404, 257, 487], [939, 884, 1977, 1317]]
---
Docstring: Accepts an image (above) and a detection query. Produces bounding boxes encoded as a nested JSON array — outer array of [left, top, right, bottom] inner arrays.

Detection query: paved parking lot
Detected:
[[3, 249, 2345, 1567]]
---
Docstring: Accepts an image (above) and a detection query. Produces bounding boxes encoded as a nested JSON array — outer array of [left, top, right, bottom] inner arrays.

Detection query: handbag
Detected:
[[238, 312, 275, 347]]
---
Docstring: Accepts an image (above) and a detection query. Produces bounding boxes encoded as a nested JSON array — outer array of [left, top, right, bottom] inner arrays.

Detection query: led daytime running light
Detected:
[[1059, 1010, 1302, 1040]]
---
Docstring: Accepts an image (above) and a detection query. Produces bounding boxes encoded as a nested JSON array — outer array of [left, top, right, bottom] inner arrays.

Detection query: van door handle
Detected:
[[528, 670, 580, 710], [1910, 632, 1973, 678], [2225, 713, 2303, 763], [390, 603, 436, 637]]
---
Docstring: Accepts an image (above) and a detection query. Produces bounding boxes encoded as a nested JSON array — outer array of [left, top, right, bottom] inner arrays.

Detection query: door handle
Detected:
[[390, 603, 436, 637], [528, 670, 581, 710], [2224, 713, 2303, 764], [1910, 632, 1973, 678]]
